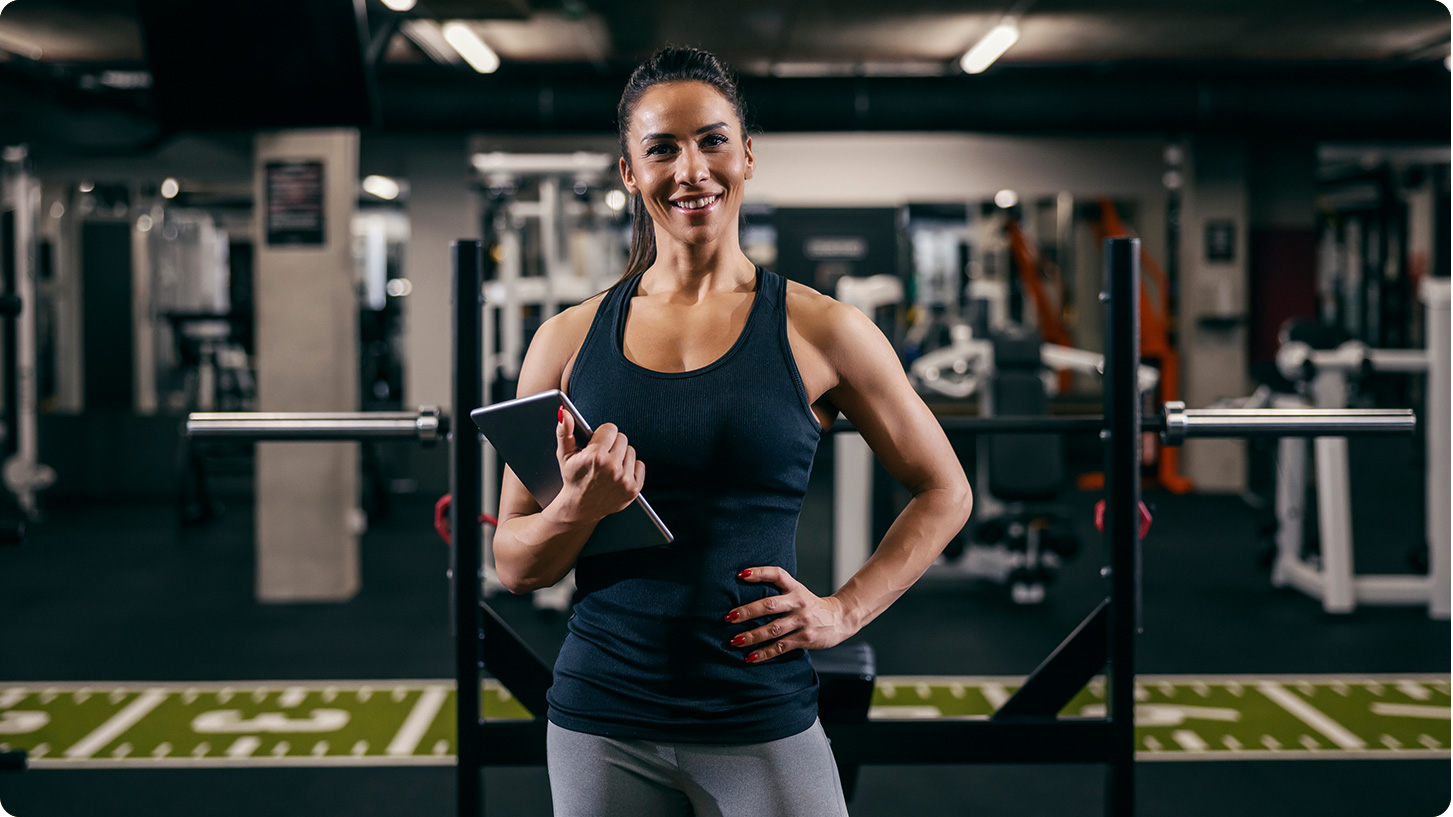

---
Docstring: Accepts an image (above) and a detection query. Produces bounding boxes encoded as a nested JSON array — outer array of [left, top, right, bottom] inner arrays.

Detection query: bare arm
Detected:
[[493, 307, 645, 593]]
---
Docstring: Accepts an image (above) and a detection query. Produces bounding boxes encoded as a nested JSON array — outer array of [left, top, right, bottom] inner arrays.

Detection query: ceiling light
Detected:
[[379, 0, 416, 10], [605, 190, 627, 211], [160, 178, 180, 199], [994, 189, 1019, 209], [442, 22, 500, 74], [362, 175, 400, 200], [961, 21, 1019, 75], [0, 1, 15, 16], [400, 20, 462, 65]]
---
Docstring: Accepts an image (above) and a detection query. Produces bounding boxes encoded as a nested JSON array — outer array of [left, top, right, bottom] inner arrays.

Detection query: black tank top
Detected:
[[545, 266, 823, 743]]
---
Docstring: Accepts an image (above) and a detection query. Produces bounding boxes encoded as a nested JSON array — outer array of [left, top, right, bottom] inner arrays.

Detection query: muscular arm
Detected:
[[493, 301, 643, 593], [821, 303, 973, 631]]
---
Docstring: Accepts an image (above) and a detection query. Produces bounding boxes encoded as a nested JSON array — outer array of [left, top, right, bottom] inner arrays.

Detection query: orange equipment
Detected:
[[1004, 217, 1074, 394], [1089, 198, 1194, 494]]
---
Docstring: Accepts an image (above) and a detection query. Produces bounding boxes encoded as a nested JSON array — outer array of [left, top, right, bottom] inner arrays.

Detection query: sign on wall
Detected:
[[265, 161, 326, 247]]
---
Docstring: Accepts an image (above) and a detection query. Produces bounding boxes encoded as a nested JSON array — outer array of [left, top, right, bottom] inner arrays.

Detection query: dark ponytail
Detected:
[[616, 46, 750, 284]]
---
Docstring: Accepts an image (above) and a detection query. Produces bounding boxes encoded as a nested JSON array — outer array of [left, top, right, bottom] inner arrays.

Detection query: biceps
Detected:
[[498, 466, 542, 524]]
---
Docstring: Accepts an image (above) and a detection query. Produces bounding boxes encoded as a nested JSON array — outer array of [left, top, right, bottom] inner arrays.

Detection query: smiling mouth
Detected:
[[671, 194, 721, 211]]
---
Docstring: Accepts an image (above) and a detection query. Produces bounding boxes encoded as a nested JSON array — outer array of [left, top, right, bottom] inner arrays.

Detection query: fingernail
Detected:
[[746, 653, 759, 663], [730, 635, 746, 647], [557, 407, 563, 423], [737, 569, 752, 579], [724, 611, 740, 622]]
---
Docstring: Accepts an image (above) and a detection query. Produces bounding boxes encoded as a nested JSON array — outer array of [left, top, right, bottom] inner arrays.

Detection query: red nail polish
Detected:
[[737, 569, 752, 579], [725, 611, 740, 622], [730, 635, 746, 647], [557, 407, 564, 423], [746, 653, 759, 663]]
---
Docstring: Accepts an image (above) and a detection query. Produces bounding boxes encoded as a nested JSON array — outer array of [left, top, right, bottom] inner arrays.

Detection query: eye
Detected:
[[644, 143, 674, 157], [701, 133, 728, 148]]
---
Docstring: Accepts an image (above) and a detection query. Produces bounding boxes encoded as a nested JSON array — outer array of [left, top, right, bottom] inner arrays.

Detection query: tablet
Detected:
[[470, 390, 673, 559]]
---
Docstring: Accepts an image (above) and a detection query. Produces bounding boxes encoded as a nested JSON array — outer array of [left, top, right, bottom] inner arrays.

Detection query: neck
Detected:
[[643, 223, 756, 298]]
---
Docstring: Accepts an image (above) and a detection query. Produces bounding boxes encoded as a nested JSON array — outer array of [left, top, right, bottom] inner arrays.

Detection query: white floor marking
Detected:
[[1172, 730, 1207, 751], [152, 742, 171, 758], [1370, 703, 1451, 719], [0, 689, 26, 709], [1299, 735, 1319, 750], [1395, 681, 1431, 701], [1380, 735, 1402, 749], [980, 683, 1008, 709], [1331, 681, 1349, 696], [250, 689, 268, 703], [191, 742, 210, 758], [949, 683, 965, 699], [357, 686, 372, 703], [73, 689, 90, 704], [0, 711, 49, 735], [111, 742, 131, 758], [311, 741, 329, 757], [182, 689, 198, 705], [1225, 682, 1243, 697], [868, 706, 942, 719], [350, 740, 369, 757], [226, 737, 261, 759], [387, 685, 448, 757], [878, 682, 896, 699], [1261, 735, 1281, 750], [108, 689, 126, 704], [39, 690, 56, 705], [218, 688, 233, 704], [64, 689, 167, 759], [1257, 683, 1365, 750], [1191, 682, 1210, 698], [29, 743, 48, 758], [1419, 734, 1440, 749], [1296, 681, 1315, 696], [1364, 681, 1384, 696], [1134, 685, 1149, 702], [432, 740, 449, 756], [272, 741, 291, 757], [915, 682, 931, 698], [1156, 682, 1175, 697], [323, 687, 338, 703], [279, 687, 307, 708]]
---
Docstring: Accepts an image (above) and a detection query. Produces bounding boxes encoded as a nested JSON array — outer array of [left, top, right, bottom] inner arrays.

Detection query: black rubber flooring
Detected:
[[0, 435, 1448, 817]]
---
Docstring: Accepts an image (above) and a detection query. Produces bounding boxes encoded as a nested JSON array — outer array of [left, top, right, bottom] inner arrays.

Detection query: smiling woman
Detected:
[[489, 46, 973, 817]]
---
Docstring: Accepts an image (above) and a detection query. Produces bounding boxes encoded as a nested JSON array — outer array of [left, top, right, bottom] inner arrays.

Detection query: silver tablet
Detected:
[[470, 390, 673, 558]]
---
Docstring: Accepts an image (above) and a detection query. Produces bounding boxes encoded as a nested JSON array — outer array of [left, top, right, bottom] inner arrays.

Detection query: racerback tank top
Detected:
[[545, 265, 823, 743]]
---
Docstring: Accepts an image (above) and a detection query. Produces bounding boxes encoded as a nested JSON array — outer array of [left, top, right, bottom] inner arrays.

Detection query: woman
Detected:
[[493, 46, 972, 816]]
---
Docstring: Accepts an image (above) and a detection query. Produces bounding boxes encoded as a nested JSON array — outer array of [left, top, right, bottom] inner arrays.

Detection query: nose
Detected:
[[674, 145, 709, 186]]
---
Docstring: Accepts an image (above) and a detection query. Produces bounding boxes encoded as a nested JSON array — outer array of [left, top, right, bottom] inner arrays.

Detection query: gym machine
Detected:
[[1259, 277, 1450, 618], [186, 238, 1415, 817]]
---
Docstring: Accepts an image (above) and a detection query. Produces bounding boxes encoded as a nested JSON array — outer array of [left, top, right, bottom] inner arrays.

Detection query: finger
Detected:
[[724, 589, 795, 624], [590, 422, 620, 457], [622, 446, 638, 491], [556, 406, 578, 460], [607, 430, 630, 462], [730, 615, 802, 649], [737, 565, 800, 593], [745, 637, 802, 663], [633, 459, 646, 492]]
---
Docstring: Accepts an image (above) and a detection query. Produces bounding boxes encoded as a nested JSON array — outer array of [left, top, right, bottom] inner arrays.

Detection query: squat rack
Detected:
[[184, 236, 1415, 816]]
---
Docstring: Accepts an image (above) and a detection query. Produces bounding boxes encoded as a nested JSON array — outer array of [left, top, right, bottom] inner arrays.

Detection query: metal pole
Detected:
[[1103, 237, 1140, 817], [451, 240, 485, 817], [185, 409, 443, 442]]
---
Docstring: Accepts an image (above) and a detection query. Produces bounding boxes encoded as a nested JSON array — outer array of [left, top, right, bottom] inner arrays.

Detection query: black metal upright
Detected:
[[451, 240, 485, 817], [1103, 237, 1142, 817]]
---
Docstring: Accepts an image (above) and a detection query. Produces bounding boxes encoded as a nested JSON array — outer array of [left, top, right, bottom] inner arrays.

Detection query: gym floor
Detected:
[[0, 436, 1447, 817]]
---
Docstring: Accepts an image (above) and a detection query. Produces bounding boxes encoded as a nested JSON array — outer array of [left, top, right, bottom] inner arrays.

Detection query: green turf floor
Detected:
[[3, 674, 1445, 767]]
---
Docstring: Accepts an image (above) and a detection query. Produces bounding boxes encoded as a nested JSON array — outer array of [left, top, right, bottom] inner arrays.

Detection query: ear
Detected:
[[742, 135, 754, 181], [619, 156, 638, 195]]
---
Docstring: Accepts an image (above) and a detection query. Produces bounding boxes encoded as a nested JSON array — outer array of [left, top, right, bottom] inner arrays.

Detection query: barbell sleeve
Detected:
[[1160, 401, 1415, 445], [186, 407, 445, 443]]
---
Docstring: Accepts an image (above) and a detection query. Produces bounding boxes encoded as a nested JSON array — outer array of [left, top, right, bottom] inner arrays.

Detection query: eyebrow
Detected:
[[640, 122, 729, 143]]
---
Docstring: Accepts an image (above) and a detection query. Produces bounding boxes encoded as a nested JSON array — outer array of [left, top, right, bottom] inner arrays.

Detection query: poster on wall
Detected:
[[266, 160, 326, 247]]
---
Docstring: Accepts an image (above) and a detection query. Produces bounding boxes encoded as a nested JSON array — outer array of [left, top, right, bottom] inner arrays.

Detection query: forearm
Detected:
[[830, 482, 972, 632], [493, 498, 601, 593]]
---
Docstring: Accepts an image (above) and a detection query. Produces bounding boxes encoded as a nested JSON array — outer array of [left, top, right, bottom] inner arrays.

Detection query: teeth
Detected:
[[674, 195, 720, 210]]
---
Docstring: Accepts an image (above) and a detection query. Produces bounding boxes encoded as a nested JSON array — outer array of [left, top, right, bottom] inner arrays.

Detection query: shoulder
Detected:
[[783, 278, 882, 357], [518, 290, 610, 391]]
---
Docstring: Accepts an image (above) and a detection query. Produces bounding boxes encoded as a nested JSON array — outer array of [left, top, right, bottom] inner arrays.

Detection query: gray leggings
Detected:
[[546, 719, 851, 817]]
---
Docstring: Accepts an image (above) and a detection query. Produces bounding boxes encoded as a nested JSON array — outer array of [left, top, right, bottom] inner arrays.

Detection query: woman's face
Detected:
[[620, 81, 754, 251]]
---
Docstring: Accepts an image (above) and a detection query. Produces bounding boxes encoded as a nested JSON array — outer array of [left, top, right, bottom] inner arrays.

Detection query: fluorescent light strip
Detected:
[[442, 22, 500, 74], [362, 176, 400, 200], [380, 0, 416, 10], [961, 22, 1019, 75]]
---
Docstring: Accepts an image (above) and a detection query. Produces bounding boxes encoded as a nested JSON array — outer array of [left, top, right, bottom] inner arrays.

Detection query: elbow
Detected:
[[495, 560, 548, 595], [953, 476, 974, 527]]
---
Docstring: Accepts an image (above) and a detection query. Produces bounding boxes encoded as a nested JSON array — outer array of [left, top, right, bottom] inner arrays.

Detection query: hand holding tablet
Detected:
[[471, 390, 673, 558]]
